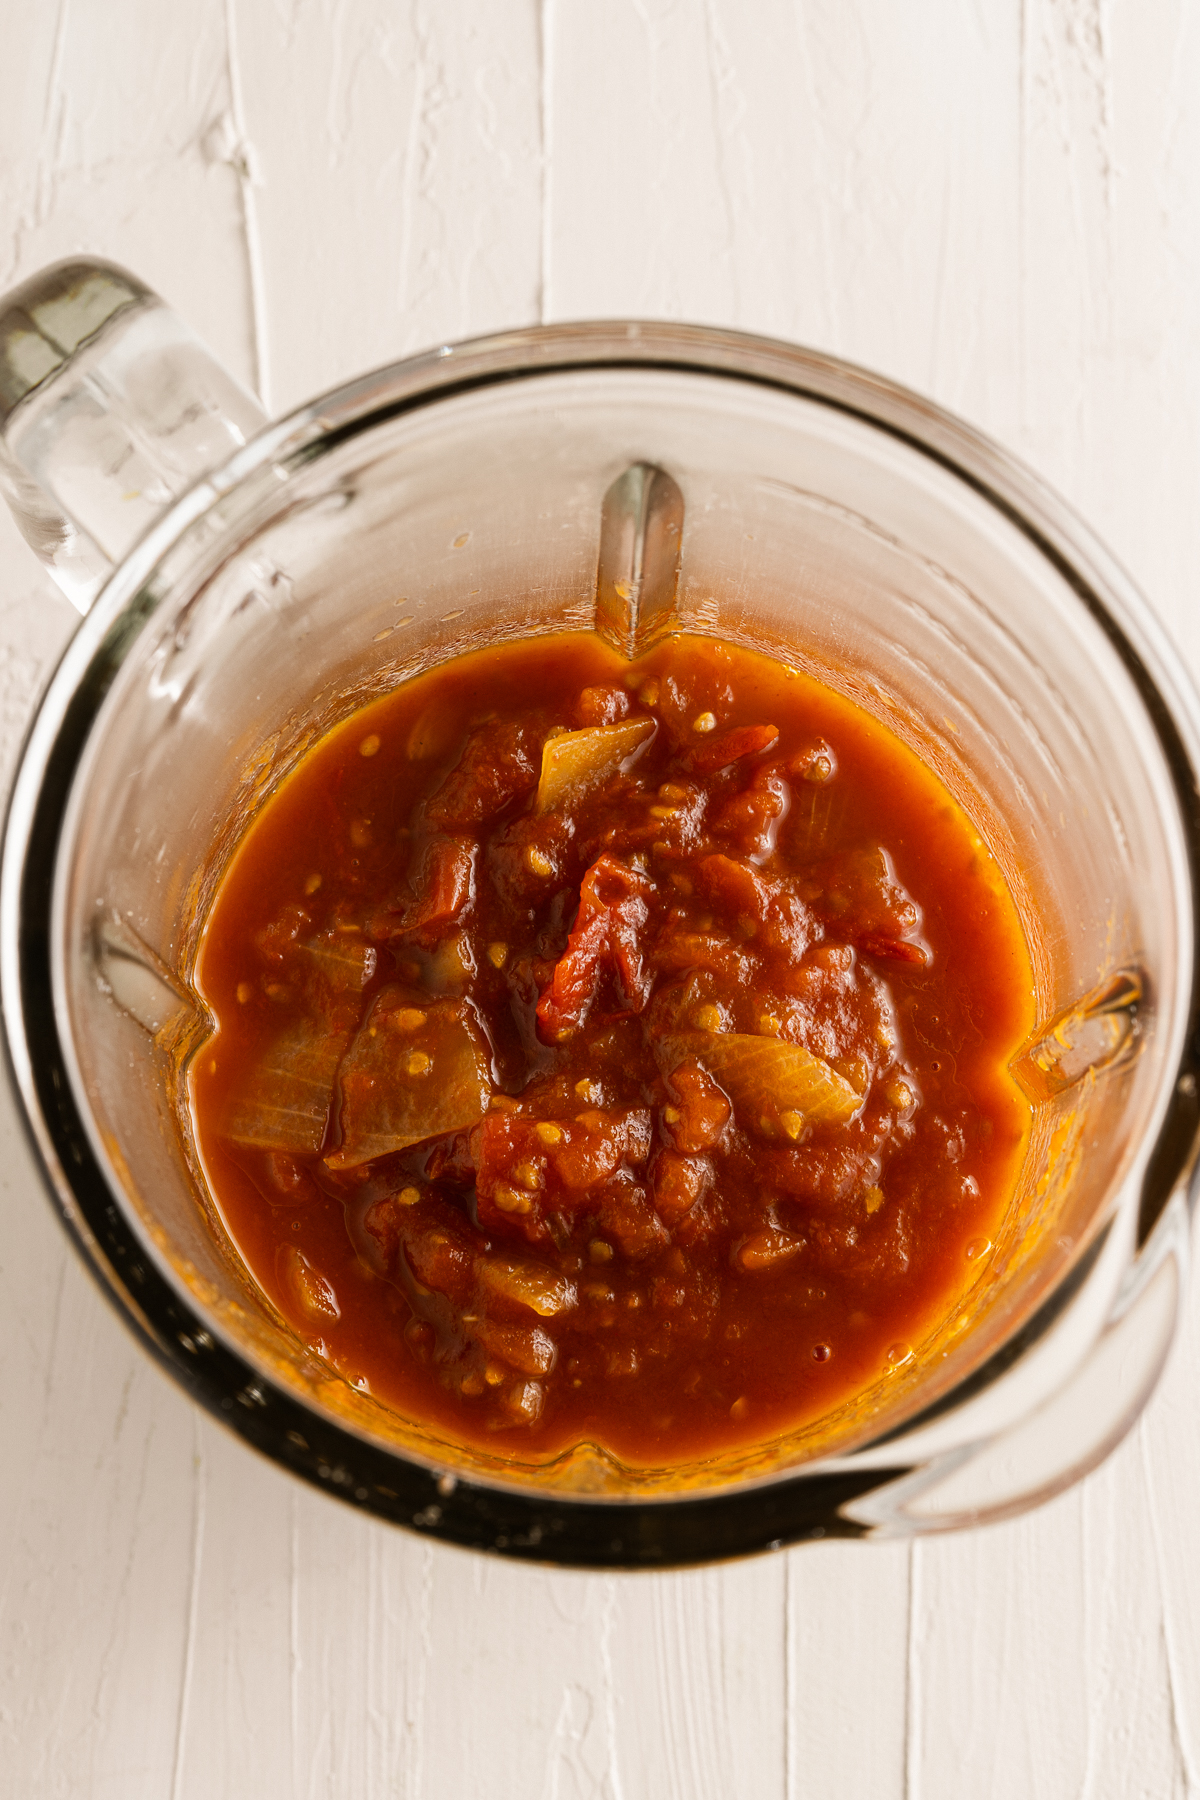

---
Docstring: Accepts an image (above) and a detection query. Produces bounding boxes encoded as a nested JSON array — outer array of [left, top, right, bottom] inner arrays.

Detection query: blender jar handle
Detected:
[[0, 259, 267, 614]]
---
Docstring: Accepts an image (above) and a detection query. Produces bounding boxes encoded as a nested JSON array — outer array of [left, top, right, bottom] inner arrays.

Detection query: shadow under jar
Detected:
[[2, 261, 1199, 1565]]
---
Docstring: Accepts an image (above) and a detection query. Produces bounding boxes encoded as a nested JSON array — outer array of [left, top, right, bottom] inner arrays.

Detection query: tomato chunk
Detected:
[[687, 721, 779, 773], [472, 1102, 654, 1242], [425, 719, 540, 826], [536, 854, 654, 1039], [372, 836, 476, 942]]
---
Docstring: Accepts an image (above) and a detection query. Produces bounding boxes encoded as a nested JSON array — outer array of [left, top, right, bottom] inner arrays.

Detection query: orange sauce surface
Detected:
[[190, 633, 1034, 1463]]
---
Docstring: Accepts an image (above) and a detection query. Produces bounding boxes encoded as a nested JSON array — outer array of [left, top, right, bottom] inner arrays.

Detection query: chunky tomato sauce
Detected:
[[190, 633, 1033, 1464]]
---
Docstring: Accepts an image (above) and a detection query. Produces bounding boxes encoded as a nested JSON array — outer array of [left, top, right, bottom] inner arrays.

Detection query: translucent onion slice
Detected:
[[300, 927, 377, 993], [326, 993, 492, 1169], [659, 1031, 861, 1135], [224, 1022, 351, 1155], [278, 1244, 341, 1321], [476, 1256, 577, 1317], [535, 717, 654, 814]]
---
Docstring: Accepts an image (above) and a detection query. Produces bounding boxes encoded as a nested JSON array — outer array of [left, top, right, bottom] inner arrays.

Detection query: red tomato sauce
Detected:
[[189, 633, 1034, 1464]]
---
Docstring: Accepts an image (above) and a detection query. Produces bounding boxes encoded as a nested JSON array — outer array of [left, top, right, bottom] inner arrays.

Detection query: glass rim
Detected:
[[5, 318, 1200, 1565]]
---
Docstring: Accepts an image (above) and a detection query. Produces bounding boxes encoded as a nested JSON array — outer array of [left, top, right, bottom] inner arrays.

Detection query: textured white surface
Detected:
[[3, 2, 1200, 1794]]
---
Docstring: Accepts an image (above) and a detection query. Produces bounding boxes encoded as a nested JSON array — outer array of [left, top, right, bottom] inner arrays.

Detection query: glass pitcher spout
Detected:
[[0, 258, 266, 613]]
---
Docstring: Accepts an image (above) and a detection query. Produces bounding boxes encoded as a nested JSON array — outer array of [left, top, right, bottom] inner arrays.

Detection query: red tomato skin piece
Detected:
[[858, 930, 929, 966], [536, 854, 653, 1040], [687, 722, 779, 774]]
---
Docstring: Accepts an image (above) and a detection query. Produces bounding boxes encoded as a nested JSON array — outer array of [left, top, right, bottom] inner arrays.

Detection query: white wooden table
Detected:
[[3, 4, 1200, 1793]]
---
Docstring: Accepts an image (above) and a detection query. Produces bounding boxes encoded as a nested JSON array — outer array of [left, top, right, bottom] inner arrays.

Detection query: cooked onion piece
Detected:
[[327, 992, 492, 1169], [661, 1030, 861, 1136], [224, 1022, 350, 1155], [535, 717, 654, 814]]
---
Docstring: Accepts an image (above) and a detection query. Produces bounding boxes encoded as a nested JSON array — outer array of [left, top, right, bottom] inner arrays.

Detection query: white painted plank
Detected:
[[168, 1426, 297, 1800], [786, 1540, 910, 1800], [0, 0, 261, 398], [0, 1179, 198, 1796], [1131, 1266, 1200, 1797], [1003, 0, 1200, 633], [604, 1557, 787, 1800], [910, 1497, 1095, 1799], [231, 0, 544, 412], [910, 1428, 1198, 1800], [545, 0, 1022, 412]]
